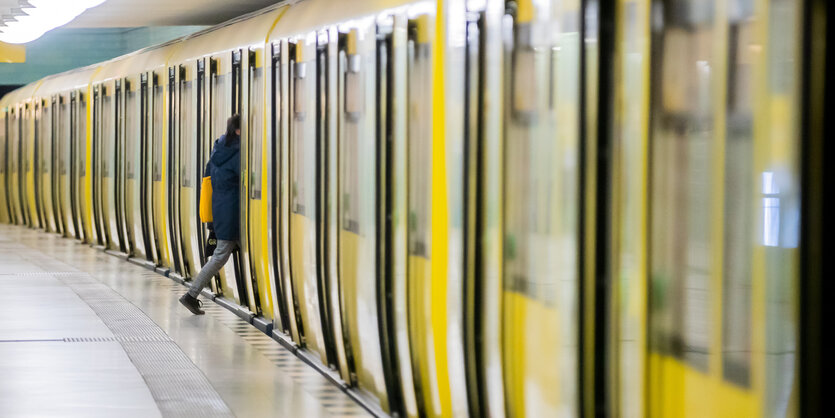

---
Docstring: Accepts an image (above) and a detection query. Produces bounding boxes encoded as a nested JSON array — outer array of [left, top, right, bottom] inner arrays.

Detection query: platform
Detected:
[[0, 224, 370, 418]]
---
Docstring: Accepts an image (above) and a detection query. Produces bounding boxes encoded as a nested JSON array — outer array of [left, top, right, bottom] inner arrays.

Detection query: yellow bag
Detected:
[[199, 176, 213, 223]]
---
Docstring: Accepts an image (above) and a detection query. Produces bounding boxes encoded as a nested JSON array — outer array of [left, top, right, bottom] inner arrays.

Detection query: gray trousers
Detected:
[[188, 239, 237, 298]]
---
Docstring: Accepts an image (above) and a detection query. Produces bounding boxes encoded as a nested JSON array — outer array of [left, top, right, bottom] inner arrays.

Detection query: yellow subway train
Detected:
[[1, 0, 825, 417]]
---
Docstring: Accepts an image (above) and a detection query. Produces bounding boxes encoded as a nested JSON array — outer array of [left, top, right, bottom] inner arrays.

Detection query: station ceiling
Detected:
[[0, 0, 280, 27]]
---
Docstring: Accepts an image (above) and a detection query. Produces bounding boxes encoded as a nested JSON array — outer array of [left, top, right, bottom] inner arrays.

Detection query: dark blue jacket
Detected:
[[206, 134, 240, 240]]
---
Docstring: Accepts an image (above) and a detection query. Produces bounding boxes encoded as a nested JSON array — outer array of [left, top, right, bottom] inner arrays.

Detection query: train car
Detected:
[[1, 0, 822, 416], [32, 68, 100, 241]]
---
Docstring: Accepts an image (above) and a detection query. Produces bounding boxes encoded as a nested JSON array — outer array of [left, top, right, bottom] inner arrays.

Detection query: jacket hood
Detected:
[[210, 134, 240, 167]]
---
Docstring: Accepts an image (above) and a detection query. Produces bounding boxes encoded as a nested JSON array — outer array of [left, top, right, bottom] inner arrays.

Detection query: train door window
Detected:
[[77, 93, 87, 178], [59, 96, 69, 177], [153, 74, 164, 182], [41, 100, 51, 183], [126, 82, 138, 181], [406, 19, 431, 258], [341, 28, 362, 234], [290, 40, 314, 216], [180, 66, 194, 188], [102, 87, 113, 179], [212, 59, 229, 141], [249, 49, 263, 200], [500, 4, 581, 416], [649, 2, 716, 372], [232, 49, 242, 115]]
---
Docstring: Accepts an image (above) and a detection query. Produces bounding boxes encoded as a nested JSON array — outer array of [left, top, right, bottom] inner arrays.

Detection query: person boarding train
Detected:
[[179, 114, 241, 315]]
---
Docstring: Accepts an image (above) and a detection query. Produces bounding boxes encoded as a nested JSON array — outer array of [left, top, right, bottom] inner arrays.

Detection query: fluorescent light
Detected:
[[0, 0, 107, 44]]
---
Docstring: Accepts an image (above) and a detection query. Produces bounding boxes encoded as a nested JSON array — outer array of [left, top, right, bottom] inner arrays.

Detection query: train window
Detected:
[[92, 87, 99, 183], [720, 4, 755, 387], [22, 106, 29, 176], [180, 73, 194, 188], [650, 10, 715, 372], [406, 18, 431, 257], [126, 84, 138, 180], [501, 3, 581, 416], [7, 111, 14, 175], [212, 67, 229, 143], [59, 97, 68, 176], [340, 28, 364, 234], [102, 90, 114, 178], [249, 52, 263, 200], [232, 50, 242, 115], [77, 93, 87, 178], [290, 40, 314, 216], [42, 102, 51, 176], [153, 75, 164, 182]]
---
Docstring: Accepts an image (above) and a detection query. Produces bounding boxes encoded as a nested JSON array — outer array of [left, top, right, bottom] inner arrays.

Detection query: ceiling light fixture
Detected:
[[0, 0, 107, 44]]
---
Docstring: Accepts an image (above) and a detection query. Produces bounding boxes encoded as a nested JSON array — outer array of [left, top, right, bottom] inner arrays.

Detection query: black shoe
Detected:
[[179, 294, 205, 315]]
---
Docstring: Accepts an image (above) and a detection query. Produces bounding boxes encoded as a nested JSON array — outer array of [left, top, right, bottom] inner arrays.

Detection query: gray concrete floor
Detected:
[[0, 224, 369, 418]]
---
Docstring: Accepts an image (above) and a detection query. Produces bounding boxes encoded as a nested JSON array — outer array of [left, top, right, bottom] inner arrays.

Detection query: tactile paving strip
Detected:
[[52, 271, 235, 418], [5, 226, 373, 418]]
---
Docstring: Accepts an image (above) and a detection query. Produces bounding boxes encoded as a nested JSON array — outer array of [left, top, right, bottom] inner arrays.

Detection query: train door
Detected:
[[0, 109, 9, 224], [209, 55, 242, 302], [50, 96, 64, 235], [33, 101, 42, 229], [246, 46, 275, 320], [195, 59, 214, 286], [455, 4, 509, 417], [140, 73, 159, 264], [178, 63, 201, 279], [152, 71, 173, 269], [335, 21, 391, 410], [271, 40, 302, 342], [288, 33, 329, 364], [114, 79, 130, 254], [13, 107, 23, 225], [13, 106, 26, 226], [58, 94, 76, 239], [102, 83, 121, 251], [168, 65, 186, 277], [382, 14, 419, 418], [232, 48, 257, 312], [37, 99, 57, 232], [70, 91, 87, 242], [21, 104, 31, 227], [92, 84, 108, 246], [124, 77, 147, 260], [319, 26, 347, 382], [34, 100, 43, 230], [24, 102, 40, 229], [502, 2, 583, 416], [6, 108, 21, 226]]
